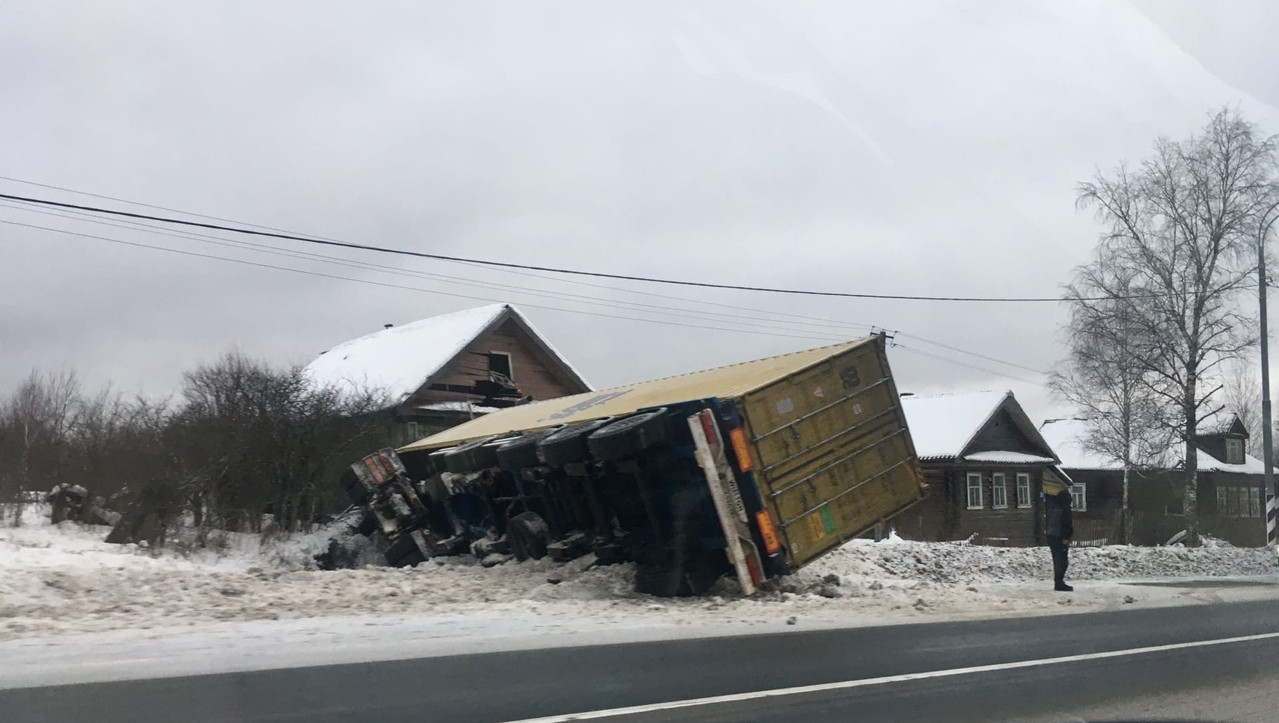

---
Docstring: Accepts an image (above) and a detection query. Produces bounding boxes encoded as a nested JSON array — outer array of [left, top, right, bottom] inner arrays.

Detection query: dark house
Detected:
[[303, 304, 592, 445], [892, 390, 1068, 546], [1040, 414, 1270, 547]]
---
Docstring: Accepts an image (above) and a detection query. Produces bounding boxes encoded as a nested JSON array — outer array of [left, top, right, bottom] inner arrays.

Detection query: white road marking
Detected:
[[505, 630, 1279, 722]]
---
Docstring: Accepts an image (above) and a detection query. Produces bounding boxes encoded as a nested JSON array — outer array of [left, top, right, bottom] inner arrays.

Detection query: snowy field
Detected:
[[2, 505, 1278, 687]]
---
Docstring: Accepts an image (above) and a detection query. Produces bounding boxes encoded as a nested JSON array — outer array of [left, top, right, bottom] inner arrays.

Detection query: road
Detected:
[[7, 593, 1279, 723]]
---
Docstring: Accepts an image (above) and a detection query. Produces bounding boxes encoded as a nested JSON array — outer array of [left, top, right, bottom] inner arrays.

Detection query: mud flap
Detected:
[[687, 409, 764, 596]]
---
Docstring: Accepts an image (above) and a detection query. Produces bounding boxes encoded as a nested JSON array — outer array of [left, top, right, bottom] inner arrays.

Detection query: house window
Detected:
[[966, 473, 983, 509], [1070, 483, 1087, 512], [1225, 437, 1244, 465], [1016, 473, 1031, 508], [1218, 486, 1261, 517], [488, 352, 513, 382], [406, 421, 420, 441], [991, 473, 1008, 509]]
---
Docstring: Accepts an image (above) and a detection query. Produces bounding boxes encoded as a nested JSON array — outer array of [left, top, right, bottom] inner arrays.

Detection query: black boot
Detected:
[[1054, 582, 1073, 592]]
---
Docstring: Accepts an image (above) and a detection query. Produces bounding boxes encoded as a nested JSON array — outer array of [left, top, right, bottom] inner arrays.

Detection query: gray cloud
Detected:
[[2, 0, 1277, 424]]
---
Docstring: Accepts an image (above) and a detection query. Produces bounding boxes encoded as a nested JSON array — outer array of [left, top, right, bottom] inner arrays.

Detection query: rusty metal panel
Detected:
[[740, 338, 925, 569]]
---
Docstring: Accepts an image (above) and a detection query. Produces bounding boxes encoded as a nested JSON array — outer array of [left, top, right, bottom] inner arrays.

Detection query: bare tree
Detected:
[[1073, 108, 1279, 545], [1222, 357, 1263, 455], [0, 370, 82, 512], [1051, 271, 1173, 542]]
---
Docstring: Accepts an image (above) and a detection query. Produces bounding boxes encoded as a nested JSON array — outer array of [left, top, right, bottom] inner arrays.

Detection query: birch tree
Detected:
[[1050, 271, 1172, 542], [1072, 108, 1279, 546], [1222, 358, 1263, 456]]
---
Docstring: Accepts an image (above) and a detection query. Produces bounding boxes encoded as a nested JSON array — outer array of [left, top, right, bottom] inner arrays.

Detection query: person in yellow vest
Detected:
[[1043, 477, 1074, 592]]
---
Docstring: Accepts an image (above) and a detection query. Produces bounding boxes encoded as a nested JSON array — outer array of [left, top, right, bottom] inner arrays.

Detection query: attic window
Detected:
[[488, 352, 513, 382], [1226, 437, 1244, 465]]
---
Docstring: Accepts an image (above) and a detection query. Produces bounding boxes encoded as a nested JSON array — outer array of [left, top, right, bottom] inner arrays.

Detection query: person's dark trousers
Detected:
[[1047, 536, 1069, 588]]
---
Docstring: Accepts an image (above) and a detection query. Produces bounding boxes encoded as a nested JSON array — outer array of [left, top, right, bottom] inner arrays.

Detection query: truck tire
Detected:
[[495, 428, 562, 472], [356, 513, 378, 537], [587, 409, 669, 462], [385, 535, 426, 567], [537, 419, 614, 467], [443, 436, 504, 474], [506, 511, 550, 561]]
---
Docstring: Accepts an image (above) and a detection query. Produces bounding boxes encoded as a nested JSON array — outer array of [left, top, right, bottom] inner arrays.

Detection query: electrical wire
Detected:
[[0, 218, 855, 344], [4, 215, 1051, 381], [0, 202, 877, 338], [0, 191, 1103, 303]]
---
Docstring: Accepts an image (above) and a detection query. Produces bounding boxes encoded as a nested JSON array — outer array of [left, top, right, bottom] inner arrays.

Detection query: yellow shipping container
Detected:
[[401, 334, 924, 572]]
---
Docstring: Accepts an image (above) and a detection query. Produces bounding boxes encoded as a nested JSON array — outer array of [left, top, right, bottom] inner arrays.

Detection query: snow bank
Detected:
[[2, 512, 1277, 645]]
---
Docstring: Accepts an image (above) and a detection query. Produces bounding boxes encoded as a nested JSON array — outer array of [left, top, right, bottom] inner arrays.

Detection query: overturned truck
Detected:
[[342, 334, 925, 596]]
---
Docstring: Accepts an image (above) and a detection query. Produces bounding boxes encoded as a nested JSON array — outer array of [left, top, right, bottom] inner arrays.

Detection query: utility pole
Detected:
[[1261, 223, 1277, 547]]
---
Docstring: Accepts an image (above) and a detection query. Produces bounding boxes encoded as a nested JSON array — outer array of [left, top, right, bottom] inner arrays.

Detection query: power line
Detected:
[[0, 202, 878, 339], [892, 343, 1043, 385], [0, 189, 1054, 375], [0, 218, 859, 344], [0, 191, 1085, 303], [1, 194, 884, 335], [895, 331, 1047, 375], [4, 215, 1053, 384]]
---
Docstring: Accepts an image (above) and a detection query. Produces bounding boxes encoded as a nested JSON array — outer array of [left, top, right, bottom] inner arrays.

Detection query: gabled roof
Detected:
[[302, 304, 590, 405], [1040, 417, 1271, 474], [900, 390, 1056, 463], [1196, 411, 1248, 437]]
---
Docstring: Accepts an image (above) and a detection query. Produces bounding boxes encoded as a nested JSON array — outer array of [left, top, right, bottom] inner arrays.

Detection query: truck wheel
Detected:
[[385, 535, 426, 567], [537, 418, 614, 467], [356, 513, 378, 537], [506, 511, 550, 561], [496, 428, 562, 472], [443, 436, 504, 474], [587, 409, 669, 462]]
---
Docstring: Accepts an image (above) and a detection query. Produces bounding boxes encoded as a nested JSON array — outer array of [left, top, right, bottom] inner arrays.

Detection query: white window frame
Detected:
[[966, 472, 983, 510], [1226, 437, 1244, 465], [1016, 473, 1031, 508], [1250, 487, 1263, 518], [991, 472, 1008, 509], [1070, 482, 1087, 512]]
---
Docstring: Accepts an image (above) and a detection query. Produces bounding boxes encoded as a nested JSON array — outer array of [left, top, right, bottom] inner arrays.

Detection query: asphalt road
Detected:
[[7, 594, 1279, 723]]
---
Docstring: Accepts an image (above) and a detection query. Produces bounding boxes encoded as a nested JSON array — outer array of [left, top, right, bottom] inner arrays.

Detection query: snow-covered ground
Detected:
[[2, 507, 1278, 688]]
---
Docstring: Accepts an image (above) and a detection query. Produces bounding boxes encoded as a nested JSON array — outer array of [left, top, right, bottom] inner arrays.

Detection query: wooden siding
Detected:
[[894, 464, 1048, 546], [965, 408, 1052, 458], [954, 466, 1043, 546], [407, 319, 587, 408], [1064, 466, 1268, 547], [891, 469, 957, 541]]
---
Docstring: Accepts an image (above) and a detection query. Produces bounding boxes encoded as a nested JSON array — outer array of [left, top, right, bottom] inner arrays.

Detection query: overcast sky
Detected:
[[3, 0, 1279, 424]]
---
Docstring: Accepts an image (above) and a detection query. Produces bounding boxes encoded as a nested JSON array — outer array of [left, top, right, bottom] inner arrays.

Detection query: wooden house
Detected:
[[892, 390, 1068, 546], [1040, 414, 1270, 546], [302, 304, 592, 445]]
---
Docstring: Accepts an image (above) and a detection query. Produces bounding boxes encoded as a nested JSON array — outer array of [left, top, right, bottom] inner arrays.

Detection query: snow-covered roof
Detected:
[[302, 304, 590, 405], [900, 390, 1009, 460], [963, 451, 1056, 465], [1039, 418, 1124, 471], [1197, 449, 1270, 475], [1196, 411, 1244, 437], [1040, 417, 1271, 475]]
